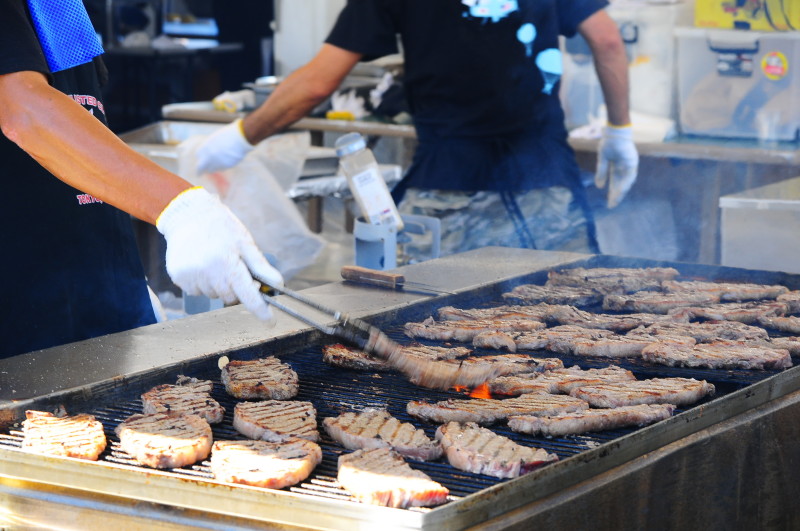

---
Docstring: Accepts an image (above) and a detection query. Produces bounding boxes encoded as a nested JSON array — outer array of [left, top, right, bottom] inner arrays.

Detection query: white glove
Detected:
[[195, 118, 254, 175], [212, 89, 256, 113], [594, 124, 639, 209], [156, 187, 284, 321]]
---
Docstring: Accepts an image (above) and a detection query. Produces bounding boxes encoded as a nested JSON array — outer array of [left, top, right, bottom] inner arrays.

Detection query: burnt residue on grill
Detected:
[[1, 257, 797, 510]]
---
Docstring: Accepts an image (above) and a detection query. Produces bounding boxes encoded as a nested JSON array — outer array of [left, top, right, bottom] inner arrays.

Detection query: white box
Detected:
[[720, 177, 800, 274], [675, 27, 800, 140]]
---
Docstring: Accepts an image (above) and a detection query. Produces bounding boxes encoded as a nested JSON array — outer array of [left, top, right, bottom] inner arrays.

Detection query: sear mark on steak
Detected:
[[508, 403, 676, 437], [210, 438, 322, 489], [233, 400, 319, 442], [21, 410, 107, 461], [221, 357, 299, 400]]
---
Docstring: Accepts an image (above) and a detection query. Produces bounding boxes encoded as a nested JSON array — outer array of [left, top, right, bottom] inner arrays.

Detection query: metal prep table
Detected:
[[2, 247, 800, 530]]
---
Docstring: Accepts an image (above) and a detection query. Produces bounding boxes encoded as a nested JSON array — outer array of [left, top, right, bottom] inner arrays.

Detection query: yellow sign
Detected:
[[762, 51, 789, 80]]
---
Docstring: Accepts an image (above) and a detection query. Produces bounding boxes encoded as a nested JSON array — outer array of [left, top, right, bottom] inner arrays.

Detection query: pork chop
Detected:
[[501, 284, 605, 307], [407, 393, 588, 425], [221, 357, 299, 400], [437, 305, 551, 322], [233, 400, 319, 442], [758, 315, 800, 335], [323, 410, 441, 461], [337, 447, 449, 508], [141, 376, 224, 424], [410, 354, 563, 388], [603, 291, 720, 314], [508, 404, 676, 437], [670, 301, 788, 324], [544, 325, 654, 358], [404, 316, 546, 342], [627, 320, 769, 343], [114, 412, 212, 469], [777, 291, 800, 313], [545, 267, 680, 294], [21, 410, 107, 461], [662, 280, 789, 302], [570, 378, 715, 408], [210, 438, 322, 489], [640, 341, 792, 370], [435, 421, 558, 479]]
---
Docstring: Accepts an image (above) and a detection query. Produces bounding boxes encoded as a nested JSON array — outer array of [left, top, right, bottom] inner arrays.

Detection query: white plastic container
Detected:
[[675, 27, 800, 140], [335, 132, 404, 231]]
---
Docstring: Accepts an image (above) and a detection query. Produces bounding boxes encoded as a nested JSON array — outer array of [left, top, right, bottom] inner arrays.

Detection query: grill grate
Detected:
[[0, 289, 791, 509]]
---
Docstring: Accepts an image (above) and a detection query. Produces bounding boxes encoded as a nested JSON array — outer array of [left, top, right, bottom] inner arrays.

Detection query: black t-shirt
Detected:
[[0, 0, 156, 358], [326, 0, 607, 192]]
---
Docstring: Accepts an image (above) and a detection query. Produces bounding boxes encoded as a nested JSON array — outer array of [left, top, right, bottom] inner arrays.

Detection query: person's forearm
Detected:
[[580, 11, 630, 126], [0, 71, 190, 224], [242, 44, 362, 144]]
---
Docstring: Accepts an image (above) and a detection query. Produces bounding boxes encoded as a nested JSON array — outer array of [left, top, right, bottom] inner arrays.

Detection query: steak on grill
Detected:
[[221, 357, 299, 400], [603, 291, 721, 314], [662, 280, 789, 302], [323, 410, 442, 461], [670, 301, 788, 324], [502, 284, 605, 307], [21, 410, 107, 461], [410, 354, 563, 388], [487, 365, 636, 396], [404, 316, 546, 342], [544, 325, 655, 358], [407, 393, 588, 425], [141, 376, 224, 424], [233, 400, 319, 442], [114, 412, 212, 469], [777, 291, 800, 313], [322, 343, 471, 372], [640, 341, 792, 370], [337, 447, 449, 508], [435, 421, 558, 479], [437, 305, 552, 322], [627, 320, 770, 343], [570, 378, 715, 408], [758, 315, 800, 335], [546, 266, 680, 294], [210, 438, 322, 489], [508, 404, 676, 437]]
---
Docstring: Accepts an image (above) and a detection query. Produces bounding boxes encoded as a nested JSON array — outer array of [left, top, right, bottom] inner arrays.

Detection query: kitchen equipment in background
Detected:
[[675, 27, 800, 140], [354, 214, 440, 271], [720, 176, 800, 274], [694, 0, 800, 31]]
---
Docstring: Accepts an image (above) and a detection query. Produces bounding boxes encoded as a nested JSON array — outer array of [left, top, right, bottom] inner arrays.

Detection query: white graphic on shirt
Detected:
[[461, 0, 518, 22], [535, 48, 562, 95], [516, 23, 536, 57]]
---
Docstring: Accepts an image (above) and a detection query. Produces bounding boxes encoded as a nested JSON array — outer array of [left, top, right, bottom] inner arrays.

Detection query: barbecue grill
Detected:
[[2, 248, 800, 530]]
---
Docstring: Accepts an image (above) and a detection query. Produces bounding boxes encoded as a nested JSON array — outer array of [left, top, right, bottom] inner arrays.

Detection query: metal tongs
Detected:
[[252, 273, 498, 390]]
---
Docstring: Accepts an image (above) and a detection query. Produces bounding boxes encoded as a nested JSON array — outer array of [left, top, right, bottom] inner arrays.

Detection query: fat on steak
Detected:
[[233, 400, 319, 442], [435, 421, 558, 479], [508, 404, 676, 437], [210, 438, 322, 489], [323, 410, 442, 461], [21, 410, 107, 461], [603, 291, 721, 314], [662, 280, 789, 302], [114, 412, 212, 469], [337, 447, 449, 508], [221, 357, 299, 400], [758, 315, 800, 335], [322, 343, 471, 372], [777, 291, 800, 313], [407, 393, 588, 425], [141, 376, 224, 424], [627, 320, 769, 343], [502, 284, 605, 307], [669, 301, 788, 324], [544, 325, 654, 358], [640, 341, 792, 370], [404, 316, 546, 342], [570, 378, 715, 408], [545, 267, 680, 294]]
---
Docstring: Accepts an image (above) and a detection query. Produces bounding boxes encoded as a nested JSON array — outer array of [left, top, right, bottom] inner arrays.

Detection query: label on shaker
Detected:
[[351, 167, 397, 226]]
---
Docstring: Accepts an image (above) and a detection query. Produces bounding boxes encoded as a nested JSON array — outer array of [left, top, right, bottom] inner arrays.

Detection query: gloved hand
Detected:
[[156, 187, 284, 321], [594, 124, 639, 209], [212, 89, 256, 113], [195, 118, 254, 175]]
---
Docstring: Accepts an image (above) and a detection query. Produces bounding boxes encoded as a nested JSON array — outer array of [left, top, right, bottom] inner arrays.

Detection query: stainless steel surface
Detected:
[[3, 247, 800, 530]]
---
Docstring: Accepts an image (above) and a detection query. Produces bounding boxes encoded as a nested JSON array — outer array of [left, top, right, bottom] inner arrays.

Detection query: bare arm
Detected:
[[579, 10, 630, 126], [242, 44, 363, 144], [0, 71, 191, 224]]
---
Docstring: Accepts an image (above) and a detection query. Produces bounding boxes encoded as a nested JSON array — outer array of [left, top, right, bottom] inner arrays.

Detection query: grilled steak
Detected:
[[670, 301, 788, 324], [21, 410, 107, 461], [627, 320, 770, 343], [435, 421, 558, 478], [570, 378, 715, 408], [641, 341, 792, 370], [410, 354, 563, 388], [488, 365, 635, 396], [407, 393, 588, 425], [777, 290, 800, 313], [758, 315, 800, 335], [437, 305, 552, 321], [508, 404, 676, 437], [210, 438, 322, 489], [404, 316, 546, 342], [766, 336, 800, 357], [662, 280, 789, 302], [502, 284, 604, 307], [323, 410, 441, 461], [473, 330, 519, 351], [603, 291, 720, 314], [548, 308, 688, 333], [221, 357, 299, 400], [544, 325, 653, 358], [546, 267, 679, 294], [141, 376, 224, 424], [233, 400, 319, 442], [488, 374, 557, 396], [337, 447, 449, 508], [114, 412, 212, 469], [472, 330, 551, 352], [322, 343, 471, 372]]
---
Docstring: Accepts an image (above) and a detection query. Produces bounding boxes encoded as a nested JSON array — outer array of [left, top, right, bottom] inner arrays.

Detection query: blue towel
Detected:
[[27, 0, 104, 73]]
